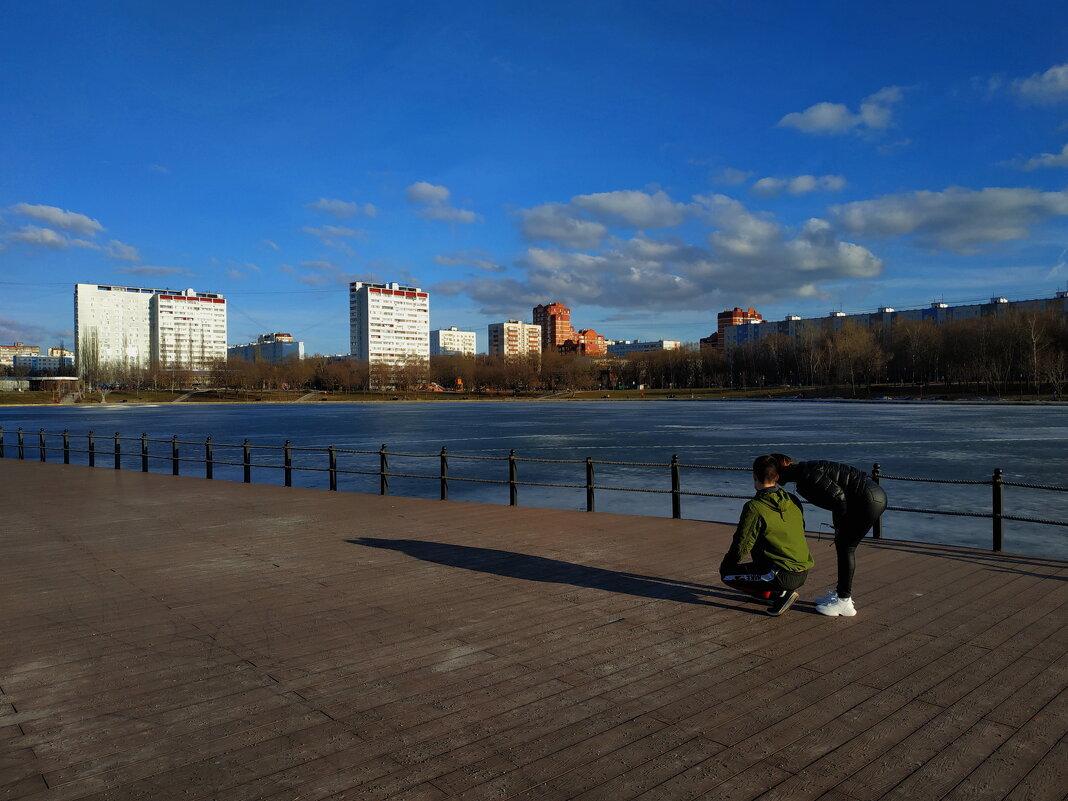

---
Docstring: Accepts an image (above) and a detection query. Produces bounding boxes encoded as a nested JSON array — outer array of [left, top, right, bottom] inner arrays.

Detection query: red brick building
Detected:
[[700, 307, 763, 349], [533, 302, 607, 357]]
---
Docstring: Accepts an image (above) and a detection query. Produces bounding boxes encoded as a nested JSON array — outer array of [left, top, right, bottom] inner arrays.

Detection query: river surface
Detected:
[[2, 400, 1066, 559]]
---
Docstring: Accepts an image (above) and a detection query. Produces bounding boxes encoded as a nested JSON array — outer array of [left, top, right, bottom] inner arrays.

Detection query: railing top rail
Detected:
[[878, 474, 989, 486]]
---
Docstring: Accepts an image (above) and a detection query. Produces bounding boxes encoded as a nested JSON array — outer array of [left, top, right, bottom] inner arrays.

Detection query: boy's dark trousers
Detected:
[[721, 562, 809, 596]]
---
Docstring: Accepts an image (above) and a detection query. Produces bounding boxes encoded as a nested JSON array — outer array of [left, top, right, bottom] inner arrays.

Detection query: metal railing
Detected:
[[2, 426, 1065, 553]]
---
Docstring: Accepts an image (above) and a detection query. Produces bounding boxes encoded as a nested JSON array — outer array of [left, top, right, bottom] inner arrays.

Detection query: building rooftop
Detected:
[[2, 460, 1065, 800]]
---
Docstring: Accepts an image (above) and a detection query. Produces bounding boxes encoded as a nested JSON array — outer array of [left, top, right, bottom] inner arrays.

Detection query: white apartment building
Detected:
[[607, 339, 681, 357], [152, 290, 228, 369], [488, 320, 542, 359], [75, 283, 227, 373], [349, 282, 430, 366], [430, 327, 476, 357]]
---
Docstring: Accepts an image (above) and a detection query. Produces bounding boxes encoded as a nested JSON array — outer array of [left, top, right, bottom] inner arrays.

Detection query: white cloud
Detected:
[[417, 205, 480, 224], [778, 86, 903, 136], [149, 164, 170, 174], [8, 225, 99, 250], [405, 182, 451, 204], [117, 265, 189, 276], [105, 240, 140, 262], [10, 203, 104, 235], [715, 167, 754, 185], [434, 250, 505, 272], [1022, 143, 1068, 170], [751, 177, 786, 198], [301, 225, 366, 240], [571, 189, 689, 228], [263, 239, 281, 251], [831, 186, 1068, 251], [405, 182, 480, 224], [460, 194, 882, 313], [227, 268, 244, 280], [751, 174, 848, 198], [1013, 62, 1068, 104], [518, 202, 608, 248], [306, 198, 377, 218]]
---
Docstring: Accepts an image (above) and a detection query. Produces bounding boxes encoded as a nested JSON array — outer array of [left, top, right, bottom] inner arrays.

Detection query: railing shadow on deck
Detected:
[[347, 537, 788, 614]]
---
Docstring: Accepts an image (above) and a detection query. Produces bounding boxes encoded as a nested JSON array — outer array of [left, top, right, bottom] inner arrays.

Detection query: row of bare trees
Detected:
[[11, 311, 1067, 397], [725, 311, 1068, 396]]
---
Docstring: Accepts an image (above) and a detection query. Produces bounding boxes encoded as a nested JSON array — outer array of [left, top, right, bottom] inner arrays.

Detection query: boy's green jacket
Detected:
[[720, 487, 814, 574]]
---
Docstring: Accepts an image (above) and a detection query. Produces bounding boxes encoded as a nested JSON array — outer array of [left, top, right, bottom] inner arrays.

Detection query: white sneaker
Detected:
[[814, 588, 838, 604], [817, 596, 857, 617]]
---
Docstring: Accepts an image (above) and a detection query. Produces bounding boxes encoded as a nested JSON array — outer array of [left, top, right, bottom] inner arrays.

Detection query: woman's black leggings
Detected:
[[834, 483, 887, 599]]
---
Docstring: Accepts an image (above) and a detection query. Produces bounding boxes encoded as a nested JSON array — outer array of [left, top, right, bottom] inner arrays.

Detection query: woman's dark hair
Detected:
[[753, 454, 780, 484], [770, 453, 792, 468]]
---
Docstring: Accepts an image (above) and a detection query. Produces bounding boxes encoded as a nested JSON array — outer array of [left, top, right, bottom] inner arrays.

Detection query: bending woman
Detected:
[[771, 454, 887, 617]]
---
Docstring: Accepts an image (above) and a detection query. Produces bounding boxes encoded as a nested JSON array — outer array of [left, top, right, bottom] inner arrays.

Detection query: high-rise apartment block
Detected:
[[532, 302, 574, 351], [74, 283, 227, 372], [152, 290, 228, 369], [349, 282, 430, 366], [228, 333, 305, 363], [488, 321, 542, 359], [430, 327, 476, 357]]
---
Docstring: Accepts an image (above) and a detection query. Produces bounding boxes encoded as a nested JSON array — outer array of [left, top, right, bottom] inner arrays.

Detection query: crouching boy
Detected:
[[719, 454, 813, 616]]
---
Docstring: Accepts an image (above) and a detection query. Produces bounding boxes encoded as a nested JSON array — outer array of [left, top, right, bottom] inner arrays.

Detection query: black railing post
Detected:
[[0, 427, 5, 458], [88, 431, 95, 467], [284, 440, 292, 487], [671, 454, 681, 519], [113, 432, 121, 469], [586, 457, 595, 512], [205, 437, 213, 479], [871, 462, 882, 539], [992, 468, 1003, 552], [17, 427, 25, 460], [329, 445, 337, 491], [243, 439, 251, 483], [379, 444, 389, 496], [509, 449, 518, 506], [64, 430, 71, 464], [440, 446, 449, 501], [39, 429, 47, 462], [140, 433, 148, 472], [171, 435, 179, 476]]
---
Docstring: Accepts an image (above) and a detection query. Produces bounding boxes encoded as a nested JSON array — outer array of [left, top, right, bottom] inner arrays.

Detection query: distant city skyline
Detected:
[[4, 2, 1068, 355]]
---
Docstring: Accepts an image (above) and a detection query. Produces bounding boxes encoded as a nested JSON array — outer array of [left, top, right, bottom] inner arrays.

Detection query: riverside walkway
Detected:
[[1, 461, 1066, 801]]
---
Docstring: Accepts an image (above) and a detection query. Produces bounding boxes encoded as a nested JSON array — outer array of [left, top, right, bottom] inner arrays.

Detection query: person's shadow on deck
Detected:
[[348, 538, 761, 612]]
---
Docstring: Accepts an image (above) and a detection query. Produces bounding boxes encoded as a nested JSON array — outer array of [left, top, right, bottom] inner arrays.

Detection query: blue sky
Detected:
[[3, 1, 1068, 355]]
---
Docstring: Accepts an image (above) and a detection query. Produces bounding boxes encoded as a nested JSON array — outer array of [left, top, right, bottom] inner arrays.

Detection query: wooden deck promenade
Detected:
[[1, 459, 1066, 800]]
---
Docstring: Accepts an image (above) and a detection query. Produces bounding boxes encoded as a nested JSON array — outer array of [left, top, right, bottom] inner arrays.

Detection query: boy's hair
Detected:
[[770, 453, 793, 469], [753, 454, 780, 484]]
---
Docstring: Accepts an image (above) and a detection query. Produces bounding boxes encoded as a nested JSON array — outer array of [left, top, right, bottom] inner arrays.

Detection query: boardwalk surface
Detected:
[[1, 459, 1066, 801]]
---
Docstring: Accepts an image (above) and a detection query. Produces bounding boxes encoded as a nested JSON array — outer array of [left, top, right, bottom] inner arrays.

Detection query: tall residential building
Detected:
[[228, 333, 305, 363], [488, 320, 542, 360], [532, 302, 574, 351], [349, 281, 430, 366], [430, 327, 476, 357], [74, 283, 227, 373], [152, 290, 228, 369]]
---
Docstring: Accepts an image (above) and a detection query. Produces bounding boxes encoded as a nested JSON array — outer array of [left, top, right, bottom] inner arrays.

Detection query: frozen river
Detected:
[[2, 400, 1066, 558]]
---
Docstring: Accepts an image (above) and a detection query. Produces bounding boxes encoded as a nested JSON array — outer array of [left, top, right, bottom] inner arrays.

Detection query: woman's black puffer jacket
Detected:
[[779, 460, 870, 516]]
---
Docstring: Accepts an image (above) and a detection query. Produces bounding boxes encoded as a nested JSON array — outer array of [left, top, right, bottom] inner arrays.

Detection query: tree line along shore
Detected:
[[5, 308, 1066, 405]]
